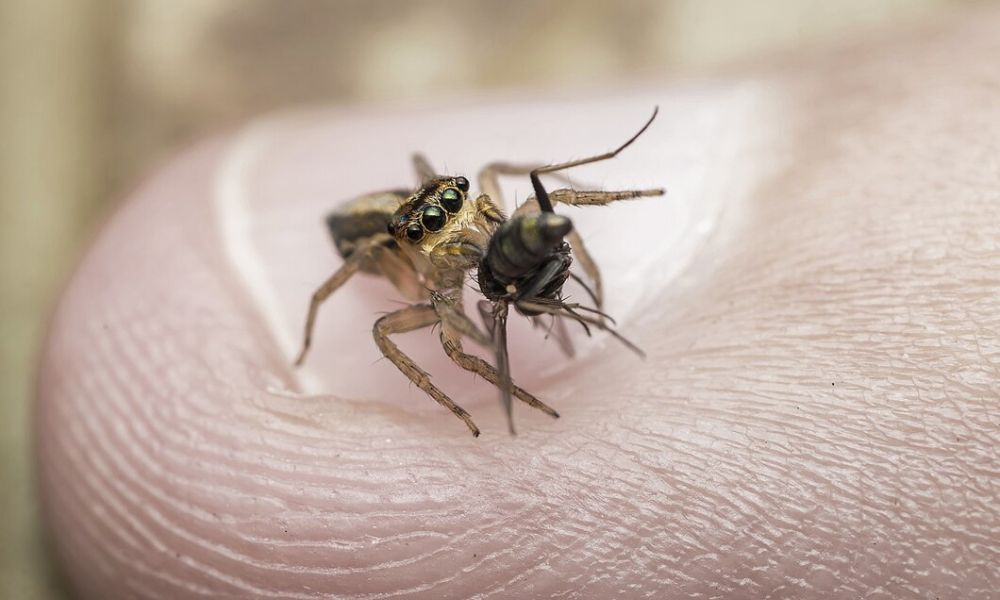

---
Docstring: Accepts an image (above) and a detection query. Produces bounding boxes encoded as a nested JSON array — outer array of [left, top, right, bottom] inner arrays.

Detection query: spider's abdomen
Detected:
[[325, 190, 410, 268]]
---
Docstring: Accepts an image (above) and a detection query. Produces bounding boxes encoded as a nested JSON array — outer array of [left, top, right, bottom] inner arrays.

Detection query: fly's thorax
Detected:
[[477, 212, 574, 303], [484, 212, 573, 280]]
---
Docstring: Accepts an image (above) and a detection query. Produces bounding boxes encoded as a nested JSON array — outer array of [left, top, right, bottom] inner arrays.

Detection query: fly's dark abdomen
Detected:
[[477, 212, 574, 307]]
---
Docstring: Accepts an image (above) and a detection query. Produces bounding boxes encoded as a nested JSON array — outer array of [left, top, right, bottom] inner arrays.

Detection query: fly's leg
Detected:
[[517, 298, 645, 359], [373, 304, 481, 436], [529, 313, 575, 358], [432, 293, 560, 427]]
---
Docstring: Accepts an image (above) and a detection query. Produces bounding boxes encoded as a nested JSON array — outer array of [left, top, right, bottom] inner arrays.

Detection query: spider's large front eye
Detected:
[[421, 205, 446, 231], [405, 224, 424, 242], [440, 188, 463, 213]]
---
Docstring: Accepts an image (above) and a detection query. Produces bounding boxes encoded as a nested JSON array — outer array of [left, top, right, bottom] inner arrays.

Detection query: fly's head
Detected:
[[387, 176, 500, 278]]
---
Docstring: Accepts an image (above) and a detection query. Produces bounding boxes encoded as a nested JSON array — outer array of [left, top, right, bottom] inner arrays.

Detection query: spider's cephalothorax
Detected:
[[294, 109, 663, 436], [386, 175, 504, 288]]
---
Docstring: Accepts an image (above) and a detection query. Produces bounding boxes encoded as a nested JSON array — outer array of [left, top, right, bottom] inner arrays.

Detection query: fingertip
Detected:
[[36, 88, 768, 597]]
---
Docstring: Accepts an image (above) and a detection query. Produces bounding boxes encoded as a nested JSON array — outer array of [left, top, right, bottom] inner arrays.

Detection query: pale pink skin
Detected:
[[35, 13, 999, 600]]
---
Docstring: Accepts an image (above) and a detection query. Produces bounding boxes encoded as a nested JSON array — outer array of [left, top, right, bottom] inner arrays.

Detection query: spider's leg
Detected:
[[295, 237, 385, 366], [477, 161, 578, 214], [412, 153, 437, 184], [434, 295, 559, 436], [373, 304, 480, 436], [529, 107, 659, 212]]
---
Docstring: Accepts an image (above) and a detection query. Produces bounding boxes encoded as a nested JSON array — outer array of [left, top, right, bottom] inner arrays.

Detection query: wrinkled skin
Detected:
[[35, 11, 999, 599]]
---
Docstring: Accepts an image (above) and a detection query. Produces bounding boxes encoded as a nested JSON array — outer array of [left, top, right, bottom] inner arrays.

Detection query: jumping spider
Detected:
[[295, 109, 663, 436]]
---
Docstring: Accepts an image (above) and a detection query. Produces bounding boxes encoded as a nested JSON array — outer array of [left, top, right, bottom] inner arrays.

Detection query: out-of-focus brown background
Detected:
[[0, 1, 981, 597]]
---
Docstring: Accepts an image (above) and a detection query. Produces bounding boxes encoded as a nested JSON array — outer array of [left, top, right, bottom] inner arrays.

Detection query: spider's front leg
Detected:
[[476, 161, 578, 215], [431, 292, 560, 434], [373, 303, 481, 436], [411, 153, 437, 184]]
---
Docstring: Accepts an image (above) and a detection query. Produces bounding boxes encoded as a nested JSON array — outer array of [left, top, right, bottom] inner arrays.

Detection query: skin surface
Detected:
[[35, 10, 999, 600]]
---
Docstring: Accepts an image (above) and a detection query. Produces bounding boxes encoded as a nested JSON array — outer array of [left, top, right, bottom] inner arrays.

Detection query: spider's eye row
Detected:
[[421, 205, 446, 231], [440, 187, 463, 213], [405, 223, 424, 242], [454, 176, 470, 192]]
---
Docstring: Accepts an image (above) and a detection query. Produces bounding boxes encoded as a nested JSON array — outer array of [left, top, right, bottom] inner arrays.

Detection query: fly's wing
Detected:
[[491, 301, 515, 435], [476, 299, 515, 432]]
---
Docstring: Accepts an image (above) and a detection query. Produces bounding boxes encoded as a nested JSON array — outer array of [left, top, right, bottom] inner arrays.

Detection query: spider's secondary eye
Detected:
[[454, 176, 470, 192], [405, 224, 424, 242], [440, 188, 463, 213], [421, 205, 446, 231]]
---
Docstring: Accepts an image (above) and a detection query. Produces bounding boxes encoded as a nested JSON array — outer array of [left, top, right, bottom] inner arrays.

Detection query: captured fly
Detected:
[[476, 109, 660, 433]]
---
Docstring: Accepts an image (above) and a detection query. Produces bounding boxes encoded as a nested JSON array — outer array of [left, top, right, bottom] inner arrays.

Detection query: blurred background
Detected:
[[0, 1, 983, 597]]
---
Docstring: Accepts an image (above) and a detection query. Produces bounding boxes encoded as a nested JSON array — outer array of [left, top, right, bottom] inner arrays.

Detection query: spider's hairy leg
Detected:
[[373, 304, 481, 437], [547, 188, 665, 207], [511, 189, 663, 218], [433, 294, 560, 433], [430, 291, 491, 347], [295, 238, 376, 366], [529, 107, 658, 212], [295, 233, 423, 366], [411, 153, 437, 184], [477, 161, 579, 214]]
